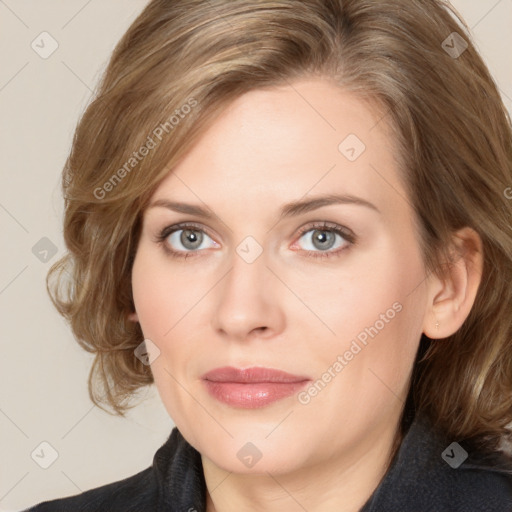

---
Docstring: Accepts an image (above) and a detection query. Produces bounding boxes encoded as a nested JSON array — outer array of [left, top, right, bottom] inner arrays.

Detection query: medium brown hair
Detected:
[[47, 0, 512, 455]]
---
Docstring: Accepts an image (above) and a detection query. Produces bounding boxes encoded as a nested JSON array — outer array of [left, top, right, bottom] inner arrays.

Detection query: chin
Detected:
[[193, 425, 314, 476], [206, 447, 306, 476]]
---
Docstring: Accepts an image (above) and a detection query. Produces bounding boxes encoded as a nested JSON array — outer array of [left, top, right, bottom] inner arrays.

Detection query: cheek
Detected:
[[350, 265, 426, 397], [130, 248, 205, 385], [130, 249, 196, 420], [325, 242, 426, 391], [318, 240, 424, 350], [131, 248, 193, 339]]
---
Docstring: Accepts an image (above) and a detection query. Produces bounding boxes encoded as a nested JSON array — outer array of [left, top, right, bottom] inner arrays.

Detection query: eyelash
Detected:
[[154, 221, 357, 260]]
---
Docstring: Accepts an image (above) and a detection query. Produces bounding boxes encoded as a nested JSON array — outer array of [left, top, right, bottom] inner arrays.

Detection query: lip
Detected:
[[201, 366, 311, 409]]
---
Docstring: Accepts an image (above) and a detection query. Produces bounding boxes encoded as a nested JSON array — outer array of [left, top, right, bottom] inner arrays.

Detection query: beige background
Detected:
[[1, 1, 511, 510]]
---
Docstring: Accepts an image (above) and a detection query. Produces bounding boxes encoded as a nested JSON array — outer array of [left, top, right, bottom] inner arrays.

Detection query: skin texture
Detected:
[[129, 78, 483, 512]]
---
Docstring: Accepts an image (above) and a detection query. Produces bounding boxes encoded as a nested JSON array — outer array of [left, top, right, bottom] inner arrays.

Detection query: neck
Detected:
[[202, 417, 402, 512]]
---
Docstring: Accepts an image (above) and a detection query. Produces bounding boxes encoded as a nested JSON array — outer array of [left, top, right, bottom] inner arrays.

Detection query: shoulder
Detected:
[[22, 466, 157, 512], [22, 427, 203, 512], [362, 414, 512, 512]]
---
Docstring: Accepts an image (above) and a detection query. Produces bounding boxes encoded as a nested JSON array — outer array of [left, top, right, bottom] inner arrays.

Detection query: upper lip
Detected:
[[202, 366, 310, 383]]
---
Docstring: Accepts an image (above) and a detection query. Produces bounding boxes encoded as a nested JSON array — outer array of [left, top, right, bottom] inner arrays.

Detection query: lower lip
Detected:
[[203, 380, 310, 408]]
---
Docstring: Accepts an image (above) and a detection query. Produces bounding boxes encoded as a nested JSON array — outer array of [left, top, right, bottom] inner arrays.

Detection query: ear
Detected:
[[422, 227, 483, 339], [128, 311, 139, 322]]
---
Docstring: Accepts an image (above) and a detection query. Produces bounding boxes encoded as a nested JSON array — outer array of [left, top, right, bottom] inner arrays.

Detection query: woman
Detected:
[[26, 0, 512, 510]]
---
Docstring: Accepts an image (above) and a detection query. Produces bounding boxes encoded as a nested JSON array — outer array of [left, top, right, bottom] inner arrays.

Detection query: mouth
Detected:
[[201, 366, 311, 409]]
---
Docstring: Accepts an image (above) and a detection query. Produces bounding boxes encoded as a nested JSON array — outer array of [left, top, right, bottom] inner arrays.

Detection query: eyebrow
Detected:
[[148, 193, 380, 220]]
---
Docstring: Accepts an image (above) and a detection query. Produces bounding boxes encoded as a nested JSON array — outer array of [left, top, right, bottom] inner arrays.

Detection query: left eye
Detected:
[[164, 227, 218, 252], [294, 226, 351, 253]]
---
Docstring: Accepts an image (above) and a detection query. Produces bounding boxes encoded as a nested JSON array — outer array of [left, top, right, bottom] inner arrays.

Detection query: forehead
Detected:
[[149, 78, 406, 219]]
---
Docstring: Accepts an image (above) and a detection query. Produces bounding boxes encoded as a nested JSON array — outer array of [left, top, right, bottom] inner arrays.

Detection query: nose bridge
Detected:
[[211, 238, 284, 339]]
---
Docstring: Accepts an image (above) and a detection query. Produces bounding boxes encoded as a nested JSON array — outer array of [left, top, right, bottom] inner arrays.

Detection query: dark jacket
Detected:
[[24, 413, 512, 512]]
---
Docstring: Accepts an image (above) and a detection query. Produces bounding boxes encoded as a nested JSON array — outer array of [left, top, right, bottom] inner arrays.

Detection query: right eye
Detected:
[[155, 223, 220, 258]]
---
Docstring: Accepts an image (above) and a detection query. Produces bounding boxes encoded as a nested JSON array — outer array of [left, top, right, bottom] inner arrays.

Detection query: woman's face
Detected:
[[130, 78, 432, 475]]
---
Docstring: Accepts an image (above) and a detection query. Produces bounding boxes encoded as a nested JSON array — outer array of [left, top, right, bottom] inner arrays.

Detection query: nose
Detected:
[[211, 244, 286, 342]]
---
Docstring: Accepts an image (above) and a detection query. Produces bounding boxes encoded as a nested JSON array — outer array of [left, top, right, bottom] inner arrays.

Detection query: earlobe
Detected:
[[128, 311, 139, 322], [423, 227, 483, 339]]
